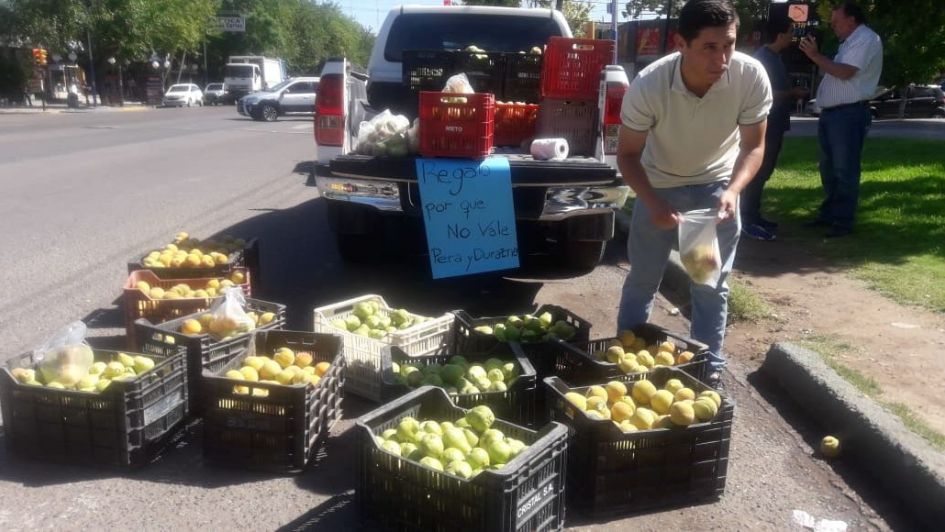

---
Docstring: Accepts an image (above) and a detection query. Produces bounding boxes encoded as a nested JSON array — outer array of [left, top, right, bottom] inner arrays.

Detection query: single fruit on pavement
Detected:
[[631, 380, 657, 405], [820, 435, 841, 458], [650, 390, 674, 415], [670, 401, 695, 426]]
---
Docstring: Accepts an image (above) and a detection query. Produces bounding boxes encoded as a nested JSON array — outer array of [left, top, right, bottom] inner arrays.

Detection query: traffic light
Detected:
[[32, 48, 48, 66]]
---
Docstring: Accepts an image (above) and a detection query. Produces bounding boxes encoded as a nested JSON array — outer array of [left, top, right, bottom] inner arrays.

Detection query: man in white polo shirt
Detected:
[[616, 0, 771, 388], [800, 2, 882, 237]]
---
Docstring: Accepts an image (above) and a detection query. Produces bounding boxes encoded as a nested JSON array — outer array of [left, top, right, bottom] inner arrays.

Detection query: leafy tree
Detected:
[[531, 1, 593, 36]]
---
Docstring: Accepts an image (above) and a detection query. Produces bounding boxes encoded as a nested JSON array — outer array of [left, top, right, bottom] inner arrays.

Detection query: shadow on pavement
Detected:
[[278, 491, 361, 531], [746, 369, 920, 531]]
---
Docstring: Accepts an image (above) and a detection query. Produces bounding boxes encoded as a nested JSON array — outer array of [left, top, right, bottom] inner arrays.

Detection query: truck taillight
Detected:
[[602, 83, 626, 155], [315, 74, 344, 146]]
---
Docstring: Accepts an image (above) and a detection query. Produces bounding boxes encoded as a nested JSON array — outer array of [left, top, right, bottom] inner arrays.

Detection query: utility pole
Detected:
[[87, 30, 98, 106], [611, 0, 618, 63]]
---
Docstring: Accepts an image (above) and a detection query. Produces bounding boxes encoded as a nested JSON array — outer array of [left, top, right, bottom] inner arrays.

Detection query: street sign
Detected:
[[212, 15, 246, 33], [415, 157, 520, 279]]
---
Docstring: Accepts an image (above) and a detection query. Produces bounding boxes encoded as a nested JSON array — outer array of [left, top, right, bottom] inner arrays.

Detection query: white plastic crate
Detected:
[[312, 294, 453, 401]]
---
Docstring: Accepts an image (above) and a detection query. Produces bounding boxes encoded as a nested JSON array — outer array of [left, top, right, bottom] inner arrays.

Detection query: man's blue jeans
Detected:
[[617, 182, 740, 370], [817, 103, 872, 230]]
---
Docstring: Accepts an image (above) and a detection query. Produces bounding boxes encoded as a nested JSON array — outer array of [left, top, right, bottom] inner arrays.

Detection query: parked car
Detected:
[[804, 85, 944, 119], [203, 83, 226, 105], [162, 84, 203, 107], [236, 77, 319, 121], [869, 85, 945, 118]]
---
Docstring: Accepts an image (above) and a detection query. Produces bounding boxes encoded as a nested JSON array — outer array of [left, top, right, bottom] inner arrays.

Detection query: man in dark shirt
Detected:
[[741, 16, 807, 240]]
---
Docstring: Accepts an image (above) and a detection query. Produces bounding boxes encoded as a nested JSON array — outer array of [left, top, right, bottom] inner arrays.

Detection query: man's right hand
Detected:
[[646, 197, 680, 229]]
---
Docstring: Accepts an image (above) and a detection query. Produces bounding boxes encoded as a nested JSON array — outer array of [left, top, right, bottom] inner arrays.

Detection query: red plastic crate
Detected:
[[494, 102, 538, 147], [541, 37, 615, 100], [419, 91, 495, 159]]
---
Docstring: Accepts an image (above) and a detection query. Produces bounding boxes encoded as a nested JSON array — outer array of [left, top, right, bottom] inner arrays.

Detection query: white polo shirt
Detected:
[[621, 51, 772, 189], [815, 24, 883, 109]]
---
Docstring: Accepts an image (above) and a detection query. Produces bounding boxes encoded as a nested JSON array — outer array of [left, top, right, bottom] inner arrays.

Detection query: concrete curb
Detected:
[[761, 342, 945, 529]]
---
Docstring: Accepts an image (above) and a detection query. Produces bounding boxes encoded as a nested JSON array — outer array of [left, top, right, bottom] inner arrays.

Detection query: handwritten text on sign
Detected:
[[415, 157, 519, 278]]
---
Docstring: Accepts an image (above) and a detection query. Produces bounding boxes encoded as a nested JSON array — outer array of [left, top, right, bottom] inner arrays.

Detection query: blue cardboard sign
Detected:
[[415, 157, 519, 279]]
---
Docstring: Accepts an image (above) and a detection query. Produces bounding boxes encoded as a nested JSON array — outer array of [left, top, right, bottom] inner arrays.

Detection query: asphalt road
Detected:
[[0, 107, 911, 530]]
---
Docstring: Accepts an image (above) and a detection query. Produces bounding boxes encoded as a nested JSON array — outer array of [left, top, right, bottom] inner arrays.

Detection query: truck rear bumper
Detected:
[[315, 170, 628, 222]]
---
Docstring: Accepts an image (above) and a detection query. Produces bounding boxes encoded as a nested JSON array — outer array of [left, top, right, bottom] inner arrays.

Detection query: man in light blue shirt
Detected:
[[799, 2, 883, 237]]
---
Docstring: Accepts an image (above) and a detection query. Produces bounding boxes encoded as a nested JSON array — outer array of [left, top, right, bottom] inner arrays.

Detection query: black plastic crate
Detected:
[[379, 342, 538, 427], [200, 330, 345, 473], [0, 346, 188, 468], [452, 304, 591, 378], [550, 323, 711, 385], [134, 297, 286, 413], [544, 367, 733, 517], [503, 53, 543, 103], [126, 237, 260, 282], [356, 386, 568, 532]]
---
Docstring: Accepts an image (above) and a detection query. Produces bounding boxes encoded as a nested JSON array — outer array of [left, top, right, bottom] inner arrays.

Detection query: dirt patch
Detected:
[[725, 228, 945, 439]]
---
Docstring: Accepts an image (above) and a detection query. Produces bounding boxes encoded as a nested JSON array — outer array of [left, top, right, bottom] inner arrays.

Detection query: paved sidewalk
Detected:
[[0, 101, 151, 115]]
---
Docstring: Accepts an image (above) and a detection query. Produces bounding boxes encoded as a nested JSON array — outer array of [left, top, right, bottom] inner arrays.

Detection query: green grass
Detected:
[[768, 138, 945, 312], [798, 334, 945, 451], [727, 279, 771, 323]]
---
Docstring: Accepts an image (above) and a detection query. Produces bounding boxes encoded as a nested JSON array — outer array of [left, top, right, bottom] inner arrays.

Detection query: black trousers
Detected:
[[741, 124, 786, 224]]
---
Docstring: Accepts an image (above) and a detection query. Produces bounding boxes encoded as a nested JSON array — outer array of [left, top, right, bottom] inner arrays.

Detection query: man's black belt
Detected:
[[821, 101, 868, 113]]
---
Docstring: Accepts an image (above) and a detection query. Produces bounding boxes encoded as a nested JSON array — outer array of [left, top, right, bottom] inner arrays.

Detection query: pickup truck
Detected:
[[312, 5, 630, 274]]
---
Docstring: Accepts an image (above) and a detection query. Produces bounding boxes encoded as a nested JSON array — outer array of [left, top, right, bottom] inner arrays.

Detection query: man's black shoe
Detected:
[[757, 217, 779, 230], [825, 226, 852, 238]]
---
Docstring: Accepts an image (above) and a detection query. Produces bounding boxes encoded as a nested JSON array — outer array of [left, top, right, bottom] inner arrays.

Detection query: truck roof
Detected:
[[395, 4, 563, 18]]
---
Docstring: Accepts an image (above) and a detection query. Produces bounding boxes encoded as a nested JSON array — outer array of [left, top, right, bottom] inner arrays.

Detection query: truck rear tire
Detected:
[[557, 239, 606, 274]]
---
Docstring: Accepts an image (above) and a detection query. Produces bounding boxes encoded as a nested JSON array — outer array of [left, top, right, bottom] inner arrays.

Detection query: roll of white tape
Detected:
[[530, 138, 570, 161]]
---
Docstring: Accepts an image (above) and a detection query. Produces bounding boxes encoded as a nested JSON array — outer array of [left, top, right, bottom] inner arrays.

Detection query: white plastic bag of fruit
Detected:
[[206, 287, 255, 340], [678, 208, 722, 287], [33, 321, 95, 387]]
